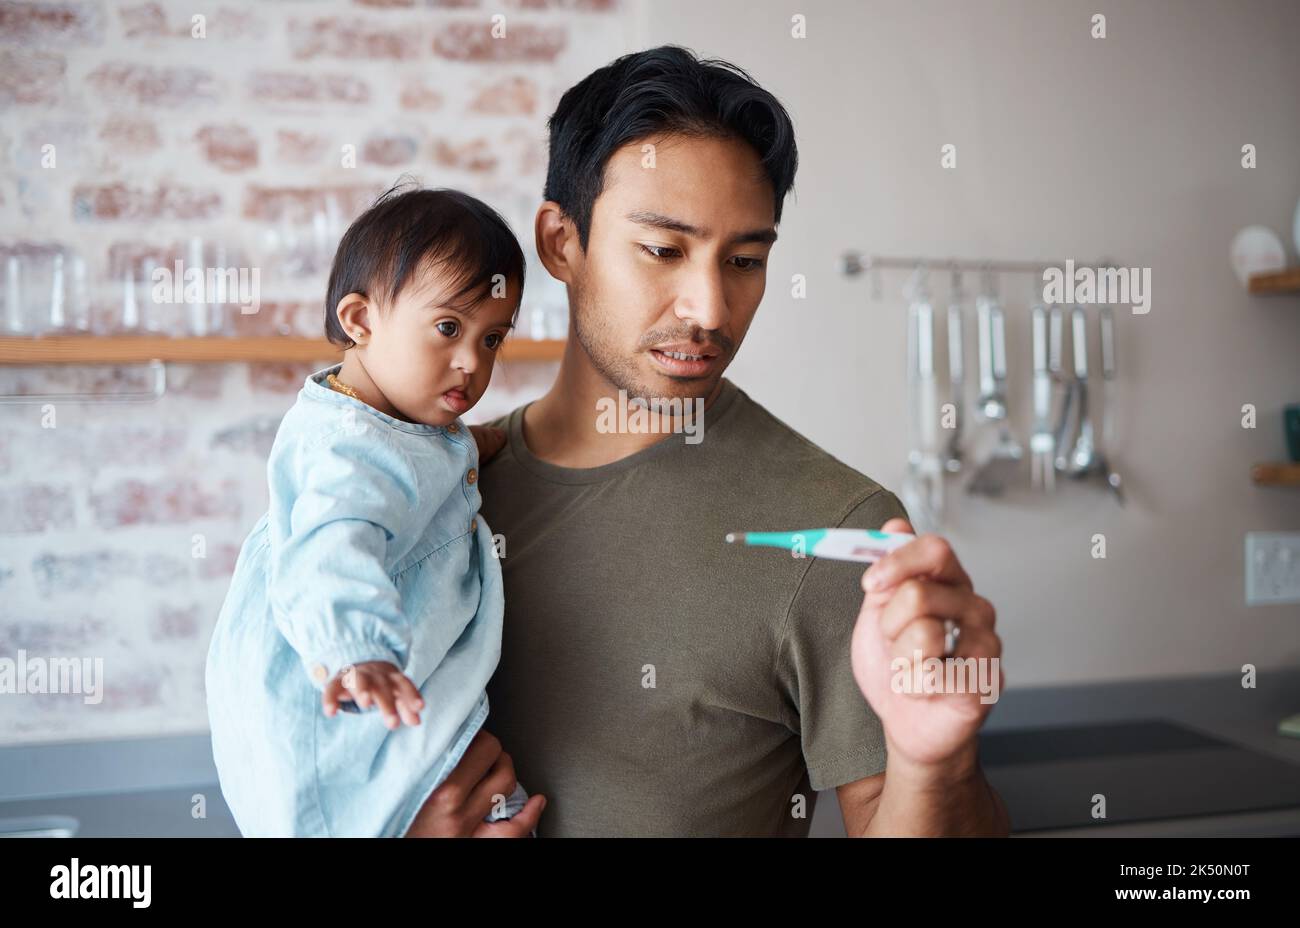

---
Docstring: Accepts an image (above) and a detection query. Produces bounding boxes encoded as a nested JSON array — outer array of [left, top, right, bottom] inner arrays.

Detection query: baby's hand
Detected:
[[322, 661, 424, 730]]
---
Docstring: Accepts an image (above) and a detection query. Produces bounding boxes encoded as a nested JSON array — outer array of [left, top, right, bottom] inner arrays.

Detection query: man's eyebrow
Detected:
[[625, 209, 777, 247], [626, 209, 702, 236], [733, 227, 778, 247]]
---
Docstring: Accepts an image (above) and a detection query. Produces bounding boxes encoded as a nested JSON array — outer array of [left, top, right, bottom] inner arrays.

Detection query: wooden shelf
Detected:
[[1251, 462, 1300, 486], [501, 338, 566, 361], [0, 336, 339, 364], [0, 336, 565, 365], [1248, 269, 1300, 294]]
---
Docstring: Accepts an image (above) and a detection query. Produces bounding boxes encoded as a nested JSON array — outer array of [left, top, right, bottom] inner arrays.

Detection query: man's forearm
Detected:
[[861, 743, 1011, 837]]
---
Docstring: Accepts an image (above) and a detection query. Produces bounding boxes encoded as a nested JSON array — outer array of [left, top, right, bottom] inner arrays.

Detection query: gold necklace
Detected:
[[326, 373, 359, 399]]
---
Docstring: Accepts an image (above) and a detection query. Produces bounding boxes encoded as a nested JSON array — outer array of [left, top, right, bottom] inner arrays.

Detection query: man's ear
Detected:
[[534, 201, 579, 285], [335, 292, 372, 344]]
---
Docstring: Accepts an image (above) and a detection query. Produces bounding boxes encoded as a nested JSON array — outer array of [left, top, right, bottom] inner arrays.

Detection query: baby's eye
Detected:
[[484, 332, 504, 350], [435, 320, 459, 338]]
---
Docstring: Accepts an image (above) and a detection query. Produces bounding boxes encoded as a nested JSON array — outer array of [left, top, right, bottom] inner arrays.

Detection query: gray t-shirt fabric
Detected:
[[479, 377, 909, 836]]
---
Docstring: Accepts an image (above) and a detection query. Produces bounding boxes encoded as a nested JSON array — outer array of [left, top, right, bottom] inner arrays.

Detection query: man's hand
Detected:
[[403, 729, 547, 837], [469, 424, 507, 462], [850, 518, 1004, 768]]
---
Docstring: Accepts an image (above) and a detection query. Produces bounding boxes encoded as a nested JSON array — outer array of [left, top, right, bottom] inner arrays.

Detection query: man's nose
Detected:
[[673, 266, 729, 331]]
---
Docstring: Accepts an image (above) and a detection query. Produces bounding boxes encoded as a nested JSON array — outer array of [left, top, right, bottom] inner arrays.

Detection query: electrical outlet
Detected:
[[1245, 533, 1300, 605]]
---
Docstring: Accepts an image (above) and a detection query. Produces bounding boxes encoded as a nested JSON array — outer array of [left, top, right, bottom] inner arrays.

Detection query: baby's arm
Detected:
[[268, 425, 422, 725]]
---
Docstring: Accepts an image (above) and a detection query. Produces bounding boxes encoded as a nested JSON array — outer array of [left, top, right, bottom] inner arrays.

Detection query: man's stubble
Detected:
[[567, 270, 729, 406]]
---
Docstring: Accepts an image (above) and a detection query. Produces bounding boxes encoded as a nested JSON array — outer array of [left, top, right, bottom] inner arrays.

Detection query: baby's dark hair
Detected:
[[324, 182, 526, 348]]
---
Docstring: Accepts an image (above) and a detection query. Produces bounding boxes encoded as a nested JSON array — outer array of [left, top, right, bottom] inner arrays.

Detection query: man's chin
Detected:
[[630, 364, 719, 402]]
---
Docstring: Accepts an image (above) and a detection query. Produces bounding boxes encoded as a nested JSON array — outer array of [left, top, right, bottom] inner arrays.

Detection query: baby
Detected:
[[206, 184, 533, 837]]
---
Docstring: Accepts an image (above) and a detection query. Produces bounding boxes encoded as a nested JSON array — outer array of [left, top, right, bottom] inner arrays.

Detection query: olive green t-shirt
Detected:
[[479, 377, 908, 837]]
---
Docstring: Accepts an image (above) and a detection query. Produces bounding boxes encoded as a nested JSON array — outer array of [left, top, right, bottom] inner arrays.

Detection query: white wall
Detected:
[[642, 0, 1300, 684]]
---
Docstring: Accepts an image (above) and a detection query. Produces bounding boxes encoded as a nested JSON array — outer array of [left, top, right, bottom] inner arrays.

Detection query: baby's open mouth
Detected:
[[441, 387, 471, 412]]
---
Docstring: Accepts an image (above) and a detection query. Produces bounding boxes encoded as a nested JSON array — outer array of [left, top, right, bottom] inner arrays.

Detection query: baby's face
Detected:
[[364, 267, 519, 427]]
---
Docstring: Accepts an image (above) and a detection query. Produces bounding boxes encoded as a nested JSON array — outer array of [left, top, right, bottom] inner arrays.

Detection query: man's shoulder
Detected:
[[721, 382, 902, 525], [480, 406, 518, 433], [477, 403, 525, 473], [723, 382, 880, 491]]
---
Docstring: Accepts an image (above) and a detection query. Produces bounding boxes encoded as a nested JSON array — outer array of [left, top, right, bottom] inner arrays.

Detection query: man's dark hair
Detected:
[[543, 44, 798, 252], [324, 182, 526, 348]]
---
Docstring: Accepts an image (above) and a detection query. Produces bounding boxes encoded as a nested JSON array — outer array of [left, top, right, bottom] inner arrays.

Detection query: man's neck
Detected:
[[522, 337, 726, 469]]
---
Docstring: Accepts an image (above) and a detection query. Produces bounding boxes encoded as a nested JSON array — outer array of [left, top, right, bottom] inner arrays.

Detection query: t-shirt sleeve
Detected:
[[774, 487, 911, 792]]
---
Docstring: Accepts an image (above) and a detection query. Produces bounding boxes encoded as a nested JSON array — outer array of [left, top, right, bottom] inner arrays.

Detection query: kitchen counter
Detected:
[[813, 669, 1300, 837], [2, 669, 1298, 837], [973, 669, 1300, 837]]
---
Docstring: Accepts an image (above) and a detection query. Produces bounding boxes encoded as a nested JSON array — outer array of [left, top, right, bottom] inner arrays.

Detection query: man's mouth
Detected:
[[648, 343, 721, 377]]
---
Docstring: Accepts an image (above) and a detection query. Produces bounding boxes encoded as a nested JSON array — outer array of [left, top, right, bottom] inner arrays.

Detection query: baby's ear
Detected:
[[333, 292, 374, 345]]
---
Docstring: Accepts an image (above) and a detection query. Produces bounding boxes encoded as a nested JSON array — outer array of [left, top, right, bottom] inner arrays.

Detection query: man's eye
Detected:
[[731, 256, 765, 272], [638, 244, 679, 262], [436, 320, 459, 338]]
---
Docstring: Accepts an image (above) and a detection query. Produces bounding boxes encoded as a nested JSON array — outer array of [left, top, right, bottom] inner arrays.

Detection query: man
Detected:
[[407, 45, 1008, 837]]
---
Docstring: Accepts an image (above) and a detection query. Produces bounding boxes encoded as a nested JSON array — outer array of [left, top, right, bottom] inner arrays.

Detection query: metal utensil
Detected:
[[1049, 303, 1077, 473], [917, 297, 946, 526], [902, 274, 941, 530], [943, 268, 965, 473], [967, 292, 1024, 495], [1067, 305, 1097, 477], [1029, 301, 1055, 491], [904, 267, 946, 527], [1097, 305, 1125, 503]]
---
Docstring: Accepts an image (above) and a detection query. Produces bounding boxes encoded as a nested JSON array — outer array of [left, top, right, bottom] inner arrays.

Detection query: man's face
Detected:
[[566, 133, 777, 404]]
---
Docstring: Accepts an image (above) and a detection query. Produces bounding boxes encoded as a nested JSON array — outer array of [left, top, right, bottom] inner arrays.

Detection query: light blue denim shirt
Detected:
[[205, 362, 510, 837]]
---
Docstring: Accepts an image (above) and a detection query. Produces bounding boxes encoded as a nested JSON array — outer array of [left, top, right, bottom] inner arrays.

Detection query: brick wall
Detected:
[[0, 0, 634, 745]]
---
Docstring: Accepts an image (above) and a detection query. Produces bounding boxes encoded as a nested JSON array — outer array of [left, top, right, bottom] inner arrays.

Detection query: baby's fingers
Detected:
[[364, 682, 400, 729], [321, 678, 345, 717], [391, 673, 424, 727]]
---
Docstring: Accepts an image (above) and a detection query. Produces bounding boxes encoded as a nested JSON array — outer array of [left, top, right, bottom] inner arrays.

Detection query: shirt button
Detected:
[[466, 467, 477, 485], [309, 663, 329, 684], [446, 422, 460, 433]]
